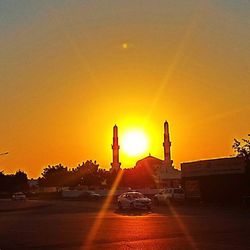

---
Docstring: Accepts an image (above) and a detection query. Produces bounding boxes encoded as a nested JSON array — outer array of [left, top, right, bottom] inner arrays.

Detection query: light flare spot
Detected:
[[121, 129, 148, 157], [122, 43, 128, 49]]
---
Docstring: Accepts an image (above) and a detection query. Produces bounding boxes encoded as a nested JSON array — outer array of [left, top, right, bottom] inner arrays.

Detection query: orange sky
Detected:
[[0, 1, 249, 178]]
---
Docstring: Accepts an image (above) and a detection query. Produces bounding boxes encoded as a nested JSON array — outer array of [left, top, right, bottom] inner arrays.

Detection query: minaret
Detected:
[[163, 121, 172, 167], [111, 124, 121, 172]]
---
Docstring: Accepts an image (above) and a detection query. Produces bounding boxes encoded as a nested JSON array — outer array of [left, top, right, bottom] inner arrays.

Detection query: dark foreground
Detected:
[[0, 200, 250, 250]]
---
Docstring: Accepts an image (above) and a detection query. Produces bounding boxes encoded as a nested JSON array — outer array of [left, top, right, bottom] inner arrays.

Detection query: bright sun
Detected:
[[121, 129, 149, 156]]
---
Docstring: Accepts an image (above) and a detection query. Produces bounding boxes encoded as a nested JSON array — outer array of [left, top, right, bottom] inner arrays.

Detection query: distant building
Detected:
[[110, 121, 181, 187], [181, 157, 248, 202], [134, 121, 181, 188], [135, 155, 181, 188]]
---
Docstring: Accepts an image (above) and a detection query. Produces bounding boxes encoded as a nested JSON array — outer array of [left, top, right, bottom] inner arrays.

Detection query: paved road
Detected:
[[0, 199, 50, 212], [0, 200, 250, 250]]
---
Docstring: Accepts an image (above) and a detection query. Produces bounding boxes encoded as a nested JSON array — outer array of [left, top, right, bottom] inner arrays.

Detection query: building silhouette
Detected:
[[163, 121, 173, 167], [134, 121, 180, 187], [110, 121, 181, 187], [110, 125, 121, 172], [181, 157, 248, 202]]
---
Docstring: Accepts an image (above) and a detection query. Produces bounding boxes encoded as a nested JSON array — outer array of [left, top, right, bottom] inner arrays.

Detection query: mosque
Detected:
[[110, 121, 181, 187]]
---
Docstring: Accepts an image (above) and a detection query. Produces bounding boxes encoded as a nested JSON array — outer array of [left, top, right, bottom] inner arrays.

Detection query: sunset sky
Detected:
[[0, 1, 249, 178]]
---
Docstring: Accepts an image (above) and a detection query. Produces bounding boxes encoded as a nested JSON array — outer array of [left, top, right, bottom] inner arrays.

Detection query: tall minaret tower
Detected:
[[111, 124, 121, 172], [163, 121, 173, 167]]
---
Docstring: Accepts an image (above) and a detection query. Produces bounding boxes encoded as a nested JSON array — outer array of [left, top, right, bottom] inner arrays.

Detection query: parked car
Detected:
[[12, 192, 26, 201], [118, 191, 152, 210], [79, 190, 101, 200], [154, 188, 185, 205]]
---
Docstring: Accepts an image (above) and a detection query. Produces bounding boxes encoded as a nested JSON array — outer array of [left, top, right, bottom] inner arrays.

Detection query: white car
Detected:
[[154, 188, 185, 205], [12, 192, 26, 201], [118, 192, 152, 210]]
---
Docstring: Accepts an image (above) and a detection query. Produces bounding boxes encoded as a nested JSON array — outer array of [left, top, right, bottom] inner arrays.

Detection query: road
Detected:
[[0, 200, 250, 250]]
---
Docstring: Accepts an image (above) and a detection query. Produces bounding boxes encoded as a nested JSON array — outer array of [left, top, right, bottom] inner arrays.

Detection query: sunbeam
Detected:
[[83, 170, 124, 249]]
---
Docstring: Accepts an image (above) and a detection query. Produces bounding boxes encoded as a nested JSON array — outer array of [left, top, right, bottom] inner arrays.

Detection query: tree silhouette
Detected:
[[233, 135, 250, 163], [0, 170, 28, 193], [39, 164, 70, 187], [73, 160, 100, 186], [233, 135, 250, 195], [121, 167, 156, 188], [39, 160, 104, 187], [14, 170, 29, 191]]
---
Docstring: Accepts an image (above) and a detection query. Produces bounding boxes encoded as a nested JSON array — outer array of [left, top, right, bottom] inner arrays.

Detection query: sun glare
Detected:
[[121, 129, 148, 157]]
